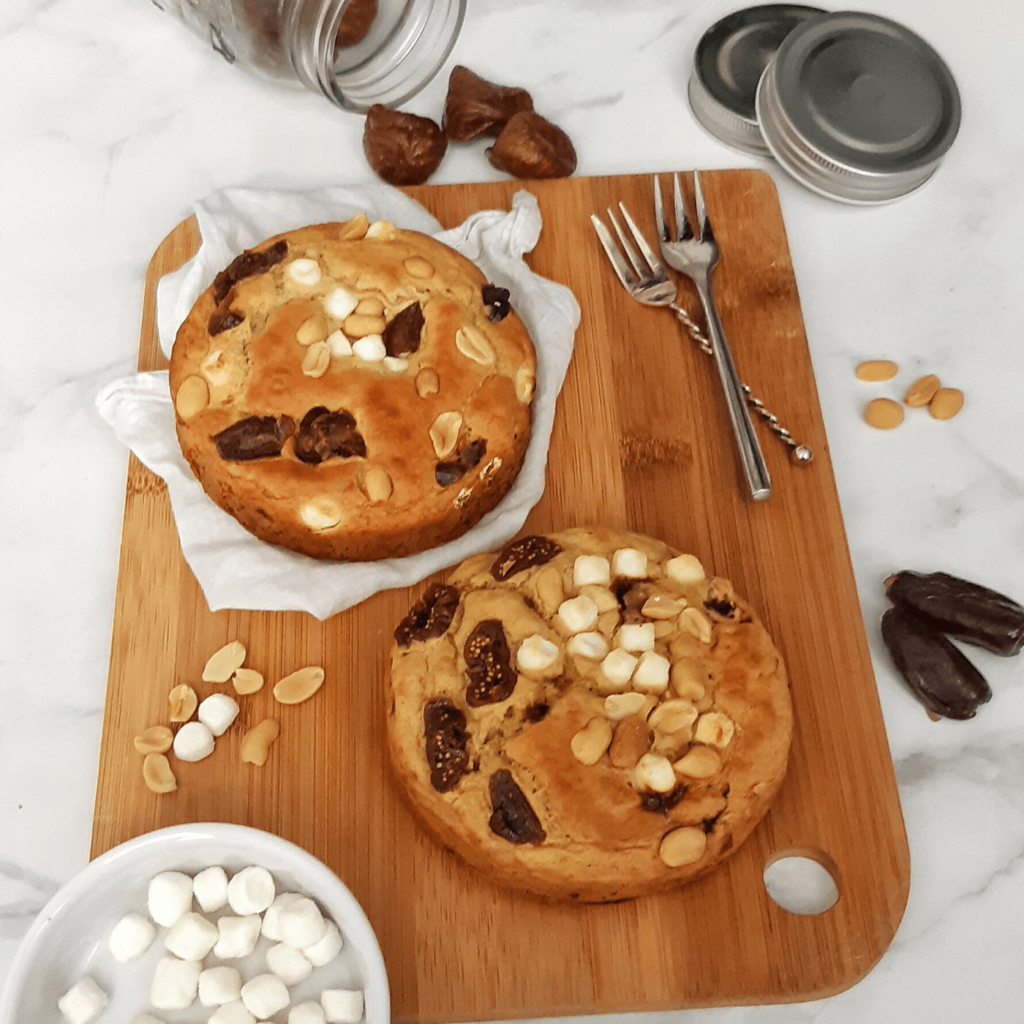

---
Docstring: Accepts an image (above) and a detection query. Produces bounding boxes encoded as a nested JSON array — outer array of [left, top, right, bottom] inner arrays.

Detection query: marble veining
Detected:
[[1, 0, 1023, 1020]]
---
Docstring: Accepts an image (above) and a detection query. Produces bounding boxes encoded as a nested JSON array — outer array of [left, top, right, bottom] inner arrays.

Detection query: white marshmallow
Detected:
[[165, 910, 219, 960], [327, 328, 353, 357], [240, 974, 291, 1019], [665, 553, 705, 587], [214, 914, 263, 959], [199, 965, 243, 1007], [303, 920, 344, 967], [573, 555, 611, 587], [321, 989, 365, 1024], [148, 871, 193, 927], [288, 259, 321, 286], [352, 334, 386, 361], [383, 356, 409, 372], [198, 693, 240, 736], [150, 955, 201, 1010], [632, 651, 671, 694], [515, 634, 559, 674], [266, 941, 313, 985], [227, 865, 276, 915], [616, 622, 656, 652], [278, 895, 327, 948], [193, 865, 229, 912], [261, 892, 303, 941], [324, 286, 358, 320], [611, 547, 648, 578], [566, 632, 609, 661], [556, 595, 599, 634], [209, 1000, 257, 1024], [290, 1002, 327, 1024], [172, 721, 215, 762], [108, 911, 155, 962], [599, 649, 638, 688], [57, 976, 108, 1024]]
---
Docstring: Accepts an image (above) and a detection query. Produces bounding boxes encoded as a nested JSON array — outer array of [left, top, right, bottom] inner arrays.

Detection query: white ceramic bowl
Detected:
[[0, 823, 389, 1024]]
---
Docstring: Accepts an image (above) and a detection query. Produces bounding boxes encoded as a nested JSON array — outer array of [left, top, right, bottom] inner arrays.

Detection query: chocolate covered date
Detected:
[[881, 604, 992, 720], [885, 571, 1024, 656]]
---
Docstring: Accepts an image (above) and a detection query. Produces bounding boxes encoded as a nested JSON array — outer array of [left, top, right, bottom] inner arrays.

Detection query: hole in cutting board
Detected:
[[763, 849, 841, 915]]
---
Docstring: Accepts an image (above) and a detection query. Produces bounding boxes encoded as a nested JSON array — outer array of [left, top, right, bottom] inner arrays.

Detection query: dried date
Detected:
[[885, 570, 1024, 657], [442, 65, 534, 143], [488, 769, 546, 844], [481, 284, 511, 322], [212, 240, 288, 305], [881, 604, 992, 720], [363, 105, 447, 186], [394, 583, 460, 647], [490, 535, 561, 581], [294, 407, 366, 464], [464, 619, 517, 706], [382, 302, 424, 357], [435, 438, 487, 487], [214, 415, 294, 461], [486, 111, 577, 179], [423, 698, 470, 792]]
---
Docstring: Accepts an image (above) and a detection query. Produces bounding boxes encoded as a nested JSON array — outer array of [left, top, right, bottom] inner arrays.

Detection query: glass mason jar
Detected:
[[151, 0, 466, 112]]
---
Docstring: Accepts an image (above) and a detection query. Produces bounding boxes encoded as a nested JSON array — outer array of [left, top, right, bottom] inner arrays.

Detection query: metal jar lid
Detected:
[[688, 4, 827, 155], [755, 11, 962, 203]]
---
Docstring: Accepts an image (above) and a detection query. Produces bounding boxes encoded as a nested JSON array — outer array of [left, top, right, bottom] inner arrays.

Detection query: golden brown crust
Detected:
[[387, 526, 793, 902], [168, 217, 536, 561]]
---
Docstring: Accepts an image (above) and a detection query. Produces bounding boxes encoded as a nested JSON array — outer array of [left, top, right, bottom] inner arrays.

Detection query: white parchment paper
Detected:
[[96, 184, 580, 620]]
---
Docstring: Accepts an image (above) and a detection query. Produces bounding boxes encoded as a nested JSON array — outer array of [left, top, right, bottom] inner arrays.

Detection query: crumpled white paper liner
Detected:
[[96, 184, 580, 620]]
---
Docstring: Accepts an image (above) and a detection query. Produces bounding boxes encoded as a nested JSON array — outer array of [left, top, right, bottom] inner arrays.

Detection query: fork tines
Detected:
[[591, 203, 667, 288], [654, 172, 718, 243]]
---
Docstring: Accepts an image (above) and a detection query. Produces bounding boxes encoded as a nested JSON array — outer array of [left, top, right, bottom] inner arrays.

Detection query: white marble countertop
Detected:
[[1, 0, 1022, 1021]]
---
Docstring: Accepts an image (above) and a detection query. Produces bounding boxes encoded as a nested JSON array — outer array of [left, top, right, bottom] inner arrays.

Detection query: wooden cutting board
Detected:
[[92, 170, 909, 1019]]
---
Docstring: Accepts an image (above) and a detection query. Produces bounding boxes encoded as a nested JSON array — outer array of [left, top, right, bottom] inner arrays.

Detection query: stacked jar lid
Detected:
[[688, 5, 962, 203]]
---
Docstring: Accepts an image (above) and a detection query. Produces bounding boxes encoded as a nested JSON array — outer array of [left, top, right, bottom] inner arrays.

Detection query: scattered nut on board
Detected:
[[273, 667, 326, 705], [240, 719, 282, 766]]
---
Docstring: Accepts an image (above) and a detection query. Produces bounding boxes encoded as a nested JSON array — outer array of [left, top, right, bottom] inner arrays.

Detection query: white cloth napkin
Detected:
[[96, 184, 580, 620]]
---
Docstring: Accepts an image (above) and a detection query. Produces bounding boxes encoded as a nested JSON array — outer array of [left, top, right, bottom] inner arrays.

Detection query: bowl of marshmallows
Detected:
[[0, 823, 389, 1024]]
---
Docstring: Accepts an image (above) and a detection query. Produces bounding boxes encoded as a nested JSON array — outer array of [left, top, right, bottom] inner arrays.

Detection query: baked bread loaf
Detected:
[[169, 215, 536, 561], [387, 526, 793, 902]]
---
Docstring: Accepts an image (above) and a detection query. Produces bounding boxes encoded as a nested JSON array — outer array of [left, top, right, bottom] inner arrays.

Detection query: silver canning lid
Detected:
[[688, 5, 827, 155], [755, 11, 962, 203]]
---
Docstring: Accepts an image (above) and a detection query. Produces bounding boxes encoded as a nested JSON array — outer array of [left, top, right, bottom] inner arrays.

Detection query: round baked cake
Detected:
[[168, 215, 536, 561], [387, 526, 793, 902]]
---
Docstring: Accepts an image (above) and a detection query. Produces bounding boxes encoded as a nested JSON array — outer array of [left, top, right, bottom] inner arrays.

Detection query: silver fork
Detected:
[[591, 204, 812, 490]]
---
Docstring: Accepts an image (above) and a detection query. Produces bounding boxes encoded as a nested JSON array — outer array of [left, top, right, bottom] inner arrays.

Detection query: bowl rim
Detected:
[[0, 822, 390, 1024]]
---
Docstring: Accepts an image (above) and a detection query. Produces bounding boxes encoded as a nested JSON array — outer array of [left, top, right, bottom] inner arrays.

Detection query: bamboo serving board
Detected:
[[93, 171, 909, 1019]]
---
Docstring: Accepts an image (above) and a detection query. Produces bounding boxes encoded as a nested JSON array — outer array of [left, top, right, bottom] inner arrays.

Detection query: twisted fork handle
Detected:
[[669, 303, 813, 465]]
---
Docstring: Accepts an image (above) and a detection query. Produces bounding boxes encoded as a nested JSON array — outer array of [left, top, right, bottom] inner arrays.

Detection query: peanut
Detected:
[[273, 666, 326, 705], [301, 341, 331, 378], [342, 313, 386, 338], [674, 745, 722, 779], [679, 607, 713, 643], [296, 314, 328, 347], [608, 715, 652, 768], [143, 753, 177, 794], [570, 717, 613, 766], [203, 640, 247, 683], [929, 387, 964, 420], [300, 497, 343, 530], [175, 376, 209, 420], [694, 711, 735, 748], [403, 256, 435, 279], [429, 411, 463, 458], [168, 684, 198, 723], [232, 668, 265, 695], [354, 296, 384, 317], [855, 360, 898, 382], [659, 826, 707, 867], [904, 374, 941, 407], [864, 397, 904, 430], [338, 213, 369, 240], [455, 325, 495, 365], [415, 367, 440, 398], [240, 718, 281, 766], [363, 466, 393, 503], [134, 725, 174, 755]]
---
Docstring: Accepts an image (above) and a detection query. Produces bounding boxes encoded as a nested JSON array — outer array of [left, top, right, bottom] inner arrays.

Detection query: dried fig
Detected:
[[489, 769, 546, 844], [486, 111, 577, 179], [363, 105, 447, 186], [442, 65, 534, 142], [491, 535, 561, 580]]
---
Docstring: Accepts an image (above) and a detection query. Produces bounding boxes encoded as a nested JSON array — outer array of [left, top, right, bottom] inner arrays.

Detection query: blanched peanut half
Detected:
[[301, 341, 331, 378], [241, 719, 281, 766], [533, 565, 565, 617], [273, 666, 325, 705], [429, 412, 462, 459], [403, 256, 435, 279], [641, 593, 687, 619], [679, 607, 713, 643], [570, 717, 613, 766], [415, 367, 440, 398], [864, 397, 904, 429], [134, 725, 173, 755], [604, 691, 647, 721], [855, 359, 898, 382], [363, 466, 393, 503], [930, 387, 964, 420], [904, 373, 941, 407], [296, 314, 328, 347], [232, 668, 265, 695], [343, 313, 386, 338], [455, 325, 495, 365], [143, 753, 177, 794], [694, 711, 735, 748], [674, 745, 722, 779], [659, 826, 707, 867], [168, 684, 198, 723], [634, 753, 676, 793], [354, 296, 385, 316], [175, 376, 209, 420], [203, 640, 247, 683]]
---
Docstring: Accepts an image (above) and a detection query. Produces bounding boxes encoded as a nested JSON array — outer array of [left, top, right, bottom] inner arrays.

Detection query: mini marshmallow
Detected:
[[303, 920, 344, 967], [214, 914, 263, 959], [58, 976, 108, 1024], [165, 910, 219, 960], [352, 335, 386, 361], [209, 1000, 256, 1024], [262, 892, 303, 941], [515, 634, 559, 674], [557, 595, 598, 634], [108, 911, 156, 962], [288, 259, 321, 286], [266, 941, 313, 985], [240, 974, 291, 1019], [324, 286, 358, 320], [616, 622, 656, 653], [193, 865, 230, 912], [321, 989, 365, 1024], [150, 955, 202, 1011], [573, 555, 611, 587], [566, 632, 609, 661], [278, 895, 327, 948], [611, 547, 648, 578], [227, 865, 276, 915], [665, 553, 705, 587], [383, 356, 409, 372], [199, 965, 243, 1007], [198, 693, 240, 737], [632, 651, 671, 694], [290, 1002, 327, 1024], [172, 721, 216, 762], [148, 870, 193, 927], [600, 649, 638, 688]]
